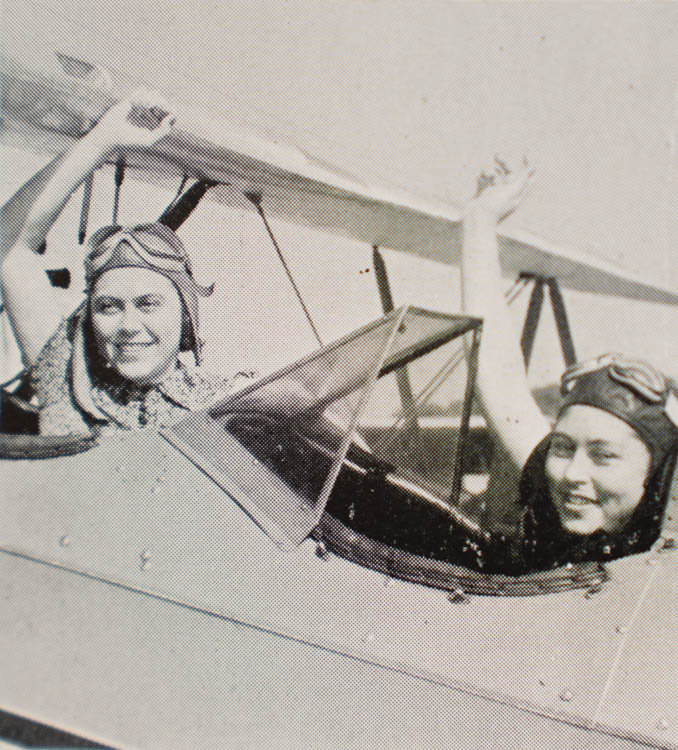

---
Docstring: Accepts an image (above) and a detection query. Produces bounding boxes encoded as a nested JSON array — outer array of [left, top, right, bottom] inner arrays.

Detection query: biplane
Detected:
[[0, 52, 676, 750]]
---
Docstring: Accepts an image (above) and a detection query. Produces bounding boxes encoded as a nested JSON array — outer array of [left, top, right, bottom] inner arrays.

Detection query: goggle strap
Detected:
[[664, 391, 678, 429]]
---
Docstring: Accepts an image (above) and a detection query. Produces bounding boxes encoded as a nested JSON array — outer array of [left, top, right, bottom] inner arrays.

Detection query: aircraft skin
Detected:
[[0, 430, 676, 749], [1, 51, 677, 750]]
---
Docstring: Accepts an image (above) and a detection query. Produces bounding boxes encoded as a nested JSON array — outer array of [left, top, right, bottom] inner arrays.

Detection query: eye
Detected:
[[588, 448, 620, 464], [93, 299, 122, 314], [137, 297, 163, 310], [548, 437, 574, 458]]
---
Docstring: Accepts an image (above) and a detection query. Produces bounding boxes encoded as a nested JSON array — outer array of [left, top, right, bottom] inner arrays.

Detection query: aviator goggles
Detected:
[[85, 224, 211, 291], [561, 353, 671, 405]]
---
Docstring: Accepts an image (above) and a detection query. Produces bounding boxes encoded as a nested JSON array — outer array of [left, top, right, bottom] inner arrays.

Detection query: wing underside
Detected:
[[2, 52, 677, 305]]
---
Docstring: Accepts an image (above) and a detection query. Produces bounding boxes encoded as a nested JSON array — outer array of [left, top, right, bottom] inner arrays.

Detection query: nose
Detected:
[[562, 448, 590, 485], [118, 304, 143, 334]]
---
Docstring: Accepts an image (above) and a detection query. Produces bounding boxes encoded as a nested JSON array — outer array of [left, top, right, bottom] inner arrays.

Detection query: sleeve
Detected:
[[29, 316, 74, 409]]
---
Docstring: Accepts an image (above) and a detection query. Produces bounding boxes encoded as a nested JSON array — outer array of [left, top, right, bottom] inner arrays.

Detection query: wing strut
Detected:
[[111, 156, 125, 224], [449, 324, 481, 507], [77, 173, 94, 244], [520, 275, 577, 369], [245, 191, 323, 347], [372, 246, 419, 438], [159, 178, 217, 231], [546, 278, 577, 366], [520, 277, 545, 367]]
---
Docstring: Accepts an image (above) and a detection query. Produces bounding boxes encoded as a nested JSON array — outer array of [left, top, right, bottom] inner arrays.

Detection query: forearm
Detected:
[[0, 154, 66, 264], [10, 134, 114, 254], [461, 205, 549, 468], [462, 206, 529, 391]]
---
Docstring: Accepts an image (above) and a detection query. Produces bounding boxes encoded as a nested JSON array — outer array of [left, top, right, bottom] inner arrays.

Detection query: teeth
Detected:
[[565, 495, 593, 506]]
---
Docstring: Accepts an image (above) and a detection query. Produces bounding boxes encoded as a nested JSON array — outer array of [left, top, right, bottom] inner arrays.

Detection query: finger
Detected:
[[510, 172, 534, 206], [125, 88, 170, 117], [475, 171, 494, 196], [494, 155, 511, 176]]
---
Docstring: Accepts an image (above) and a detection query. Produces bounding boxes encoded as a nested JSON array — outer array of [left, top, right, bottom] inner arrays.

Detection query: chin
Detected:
[[112, 361, 166, 385], [556, 510, 604, 537]]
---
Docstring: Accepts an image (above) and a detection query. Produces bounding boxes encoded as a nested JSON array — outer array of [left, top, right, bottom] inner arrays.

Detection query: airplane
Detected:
[[0, 51, 677, 750]]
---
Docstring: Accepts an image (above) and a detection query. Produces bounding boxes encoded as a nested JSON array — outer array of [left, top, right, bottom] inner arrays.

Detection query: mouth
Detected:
[[113, 342, 155, 359], [560, 493, 597, 509]]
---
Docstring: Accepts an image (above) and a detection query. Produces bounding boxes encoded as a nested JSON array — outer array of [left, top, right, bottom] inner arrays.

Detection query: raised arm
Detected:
[[461, 159, 550, 470], [0, 90, 174, 367]]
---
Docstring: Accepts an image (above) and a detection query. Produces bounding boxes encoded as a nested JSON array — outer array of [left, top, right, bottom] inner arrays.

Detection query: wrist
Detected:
[[463, 201, 499, 226], [80, 128, 120, 159]]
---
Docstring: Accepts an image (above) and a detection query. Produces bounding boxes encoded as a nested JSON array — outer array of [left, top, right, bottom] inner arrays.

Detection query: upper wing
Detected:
[[2, 51, 677, 305]]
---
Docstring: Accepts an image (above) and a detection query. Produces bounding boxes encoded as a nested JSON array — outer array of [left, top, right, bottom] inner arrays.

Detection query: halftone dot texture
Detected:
[[2, 3, 677, 744]]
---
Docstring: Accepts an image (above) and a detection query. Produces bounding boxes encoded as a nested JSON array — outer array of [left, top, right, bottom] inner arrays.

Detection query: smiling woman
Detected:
[[0, 93, 234, 435], [461, 160, 678, 571], [546, 406, 652, 536], [90, 268, 184, 385]]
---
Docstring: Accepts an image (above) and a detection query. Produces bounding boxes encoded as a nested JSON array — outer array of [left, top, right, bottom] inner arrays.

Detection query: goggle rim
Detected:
[[561, 353, 667, 404], [87, 228, 193, 276]]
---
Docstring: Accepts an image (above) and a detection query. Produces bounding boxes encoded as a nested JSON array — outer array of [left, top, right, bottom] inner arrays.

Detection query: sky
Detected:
[[1, 0, 677, 386]]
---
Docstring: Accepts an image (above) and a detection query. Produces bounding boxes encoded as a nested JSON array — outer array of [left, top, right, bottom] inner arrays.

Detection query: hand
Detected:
[[88, 88, 175, 152], [466, 156, 534, 223]]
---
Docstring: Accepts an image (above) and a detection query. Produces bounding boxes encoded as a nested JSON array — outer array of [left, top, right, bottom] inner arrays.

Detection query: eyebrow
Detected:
[[550, 434, 621, 448], [92, 294, 165, 304], [134, 294, 165, 303], [586, 439, 621, 449]]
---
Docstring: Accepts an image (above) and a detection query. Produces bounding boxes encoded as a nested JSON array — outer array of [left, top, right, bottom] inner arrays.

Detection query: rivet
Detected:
[[615, 625, 627, 634], [559, 690, 573, 702], [447, 588, 469, 604], [658, 719, 670, 731], [59, 535, 71, 548], [585, 582, 603, 598], [315, 541, 329, 560]]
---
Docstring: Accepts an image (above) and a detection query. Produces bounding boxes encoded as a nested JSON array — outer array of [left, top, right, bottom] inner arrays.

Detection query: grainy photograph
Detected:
[[1, 1, 676, 748]]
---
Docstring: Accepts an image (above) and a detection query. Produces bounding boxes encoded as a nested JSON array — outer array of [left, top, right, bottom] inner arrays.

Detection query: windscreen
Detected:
[[163, 307, 479, 546]]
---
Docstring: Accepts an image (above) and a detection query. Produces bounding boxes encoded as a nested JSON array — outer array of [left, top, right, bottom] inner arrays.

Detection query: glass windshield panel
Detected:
[[164, 307, 480, 546], [358, 328, 477, 499]]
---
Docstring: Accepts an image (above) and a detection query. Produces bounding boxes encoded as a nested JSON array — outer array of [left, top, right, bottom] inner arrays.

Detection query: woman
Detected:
[[1, 91, 232, 435], [461, 158, 678, 572]]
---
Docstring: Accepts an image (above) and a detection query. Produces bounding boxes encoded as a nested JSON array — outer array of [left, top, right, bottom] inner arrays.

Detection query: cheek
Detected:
[[591, 465, 645, 507], [91, 314, 118, 345], [151, 308, 183, 349], [544, 454, 565, 485]]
